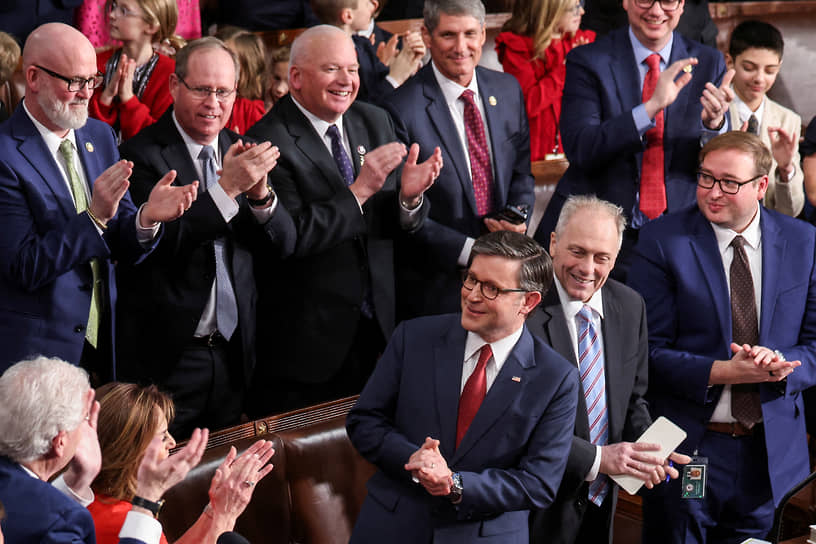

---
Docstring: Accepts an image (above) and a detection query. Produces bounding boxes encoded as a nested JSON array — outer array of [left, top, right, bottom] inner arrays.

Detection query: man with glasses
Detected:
[[628, 131, 816, 542], [0, 23, 196, 379], [535, 0, 733, 281], [347, 230, 578, 543], [114, 37, 297, 438]]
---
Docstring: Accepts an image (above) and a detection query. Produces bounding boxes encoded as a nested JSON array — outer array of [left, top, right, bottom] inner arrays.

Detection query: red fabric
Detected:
[[89, 49, 175, 141], [495, 30, 595, 160], [456, 344, 492, 447], [88, 493, 169, 544], [227, 97, 267, 135], [460, 90, 494, 216], [639, 53, 666, 219]]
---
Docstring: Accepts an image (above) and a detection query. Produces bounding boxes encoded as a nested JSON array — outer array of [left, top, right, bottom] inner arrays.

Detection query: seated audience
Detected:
[[216, 27, 268, 134], [0, 31, 20, 122], [266, 45, 290, 109], [311, 0, 424, 106], [496, 0, 595, 159], [0, 356, 209, 544], [726, 20, 804, 218], [89, 0, 183, 141], [90, 382, 275, 544]]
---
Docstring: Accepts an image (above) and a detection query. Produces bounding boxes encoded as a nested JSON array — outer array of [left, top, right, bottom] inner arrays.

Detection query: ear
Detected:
[[289, 65, 302, 91], [520, 290, 543, 317], [145, 21, 161, 38], [549, 231, 557, 256], [51, 430, 69, 459], [340, 7, 353, 25], [421, 25, 431, 48], [725, 53, 734, 70], [756, 174, 770, 200], [168, 72, 180, 102], [25, 65, 40, 92]]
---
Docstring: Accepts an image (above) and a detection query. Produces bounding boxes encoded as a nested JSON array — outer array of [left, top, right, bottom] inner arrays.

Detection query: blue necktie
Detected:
[[326, 124, 355, 186], [198, 145, 239, 340], [577, 305, 609, 505]]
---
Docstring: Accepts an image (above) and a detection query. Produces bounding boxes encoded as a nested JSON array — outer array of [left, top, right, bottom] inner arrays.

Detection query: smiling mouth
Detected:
[[329, 90, 352, 97], [570, 273, 593, 286]]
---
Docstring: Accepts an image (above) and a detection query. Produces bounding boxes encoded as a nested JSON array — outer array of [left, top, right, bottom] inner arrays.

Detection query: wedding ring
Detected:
[[243, 480, 255, 487], [430, 463, 436, 469]]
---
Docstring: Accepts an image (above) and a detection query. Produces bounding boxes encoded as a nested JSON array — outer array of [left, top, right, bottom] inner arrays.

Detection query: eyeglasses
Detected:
[[568, 0, 585, 15], [696, 171, 763, 195], [177, 75, 236, 102], [462, 272, 528, 300], [631, 0, 682, 11], [108, 0, 142, 18], [35, 65, 104, 92]]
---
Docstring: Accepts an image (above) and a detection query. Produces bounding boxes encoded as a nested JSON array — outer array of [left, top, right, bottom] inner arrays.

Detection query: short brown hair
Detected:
[[311, 0, 358, 26], [699, 131, 773, 178], [225, 31, 268, 100], [92, 382, 175, 502]]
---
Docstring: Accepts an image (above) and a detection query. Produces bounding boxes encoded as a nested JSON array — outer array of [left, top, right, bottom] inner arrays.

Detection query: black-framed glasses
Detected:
[[696, 171, 763, 195], [462, 271, 528, 300], [35, 65, 104, 92], [568, 0, 586, 15], [108, 0, 142, 18], [177, 75, 236, 102], [632, 0, 682, 11]]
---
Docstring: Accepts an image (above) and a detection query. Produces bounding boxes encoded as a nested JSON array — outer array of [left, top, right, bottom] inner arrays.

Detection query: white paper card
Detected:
[[611, 416, 687, 495]]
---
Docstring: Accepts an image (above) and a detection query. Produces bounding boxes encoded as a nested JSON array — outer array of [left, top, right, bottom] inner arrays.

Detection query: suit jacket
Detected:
[[627, 206, 816, 505], [728, 98, 804, 217], [526, 280, 651, 544], [346, 314, 579, 544], [353, 34, 394, 108], [115, 109, 296, 387], [534, 28, 727, 243], [0, 104, 154, 376], [245, 95, 427, 385]]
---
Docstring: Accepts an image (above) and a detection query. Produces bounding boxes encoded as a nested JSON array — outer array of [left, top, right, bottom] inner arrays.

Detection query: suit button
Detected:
[[577, 498, 587, 508], [74, 325, 85, 333]]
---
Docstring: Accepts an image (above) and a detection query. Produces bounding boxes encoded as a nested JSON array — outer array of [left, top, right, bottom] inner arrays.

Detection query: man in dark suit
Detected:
[[0, 23, 195, 379], [0, 356, 208, 544], [527, 195, 687, 544], [534, 0, 734, 279], [628, 131, 816, 542], [383, 0, 536, 320], [245, 25, 441, 416], [116, 37, 297, 438], [347, 231, 578, 544]]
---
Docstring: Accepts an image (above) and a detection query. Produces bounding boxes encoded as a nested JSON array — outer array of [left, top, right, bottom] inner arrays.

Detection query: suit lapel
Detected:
[[155, 111, 199, 187], [608, 29, 643, 118], [666, 33, 691, 169], [758, 210, 785, 341], [74, 125, 107, 191], [689, 212, 731, 344], [601, 287, 625, 438], [343, 111, 369, 179], [434, 325, 467, 459]]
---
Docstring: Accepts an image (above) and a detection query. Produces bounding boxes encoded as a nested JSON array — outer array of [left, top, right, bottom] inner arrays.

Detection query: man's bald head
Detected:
[[23, 23, 95, 74], [289, 25, 351, 69]]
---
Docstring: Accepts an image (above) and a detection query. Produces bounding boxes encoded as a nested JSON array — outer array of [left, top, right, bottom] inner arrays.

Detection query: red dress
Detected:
[[495, 30, 595, 160], [89, 49, 175, 141], [88, 493, 169, 544], [227, 96, 267, 135]]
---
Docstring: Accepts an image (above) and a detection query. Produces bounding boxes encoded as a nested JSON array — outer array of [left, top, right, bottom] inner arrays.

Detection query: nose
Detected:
[[166, 432, 176, 451], [76, 83, 93, 100], [453, 33, 467, 52]]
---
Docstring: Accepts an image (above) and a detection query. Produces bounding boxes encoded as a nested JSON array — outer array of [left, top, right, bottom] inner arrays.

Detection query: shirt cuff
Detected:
[[248, 192, 279, 223], [632, 104, 655, 137], [385, 75, 399, 88], [457, 237, 476, 267], [135, 204, 162, 243], [398, 194, 422, 229], [52, 474, 94, 507], [585, 445, 603, 482], [119, 510, 163, 544], [209, 181, 240, 222]]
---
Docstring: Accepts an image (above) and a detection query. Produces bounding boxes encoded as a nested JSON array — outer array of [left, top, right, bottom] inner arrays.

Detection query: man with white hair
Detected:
[[0, 357, 208, 543]]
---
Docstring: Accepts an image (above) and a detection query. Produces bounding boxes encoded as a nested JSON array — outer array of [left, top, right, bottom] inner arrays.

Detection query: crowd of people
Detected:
[[1, 0, 816, 542]]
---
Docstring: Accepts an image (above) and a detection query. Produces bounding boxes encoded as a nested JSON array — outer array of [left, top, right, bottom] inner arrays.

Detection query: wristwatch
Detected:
[[131, 496, 165, 518], [247, 184, 275, 207], [448, 472, 463, 504]]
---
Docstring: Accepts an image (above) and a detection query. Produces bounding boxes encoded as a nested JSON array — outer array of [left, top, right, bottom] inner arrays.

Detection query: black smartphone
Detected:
[[486, 204, 529, 225]]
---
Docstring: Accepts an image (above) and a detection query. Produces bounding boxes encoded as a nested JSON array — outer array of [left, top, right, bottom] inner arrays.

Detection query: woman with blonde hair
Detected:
[[495, 0, 594, 160], [89, 0, 184, 140], [88, 382, 274, 544]]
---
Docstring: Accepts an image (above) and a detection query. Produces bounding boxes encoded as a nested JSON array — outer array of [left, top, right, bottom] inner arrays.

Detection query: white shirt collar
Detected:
[[628, 26, 673, 67], [553, 275, 605, 322], [732, 92, 766, 125], [464, 326, 524, 370], [171, 110, 220, 163], [710, 202, 762, 254], [431, 60, 480, 108], [291, 95, 346, 142]]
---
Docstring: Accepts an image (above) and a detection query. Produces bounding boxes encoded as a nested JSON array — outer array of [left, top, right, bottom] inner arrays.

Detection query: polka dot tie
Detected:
[[460, 90, 494, 216], [640, 54, 667, 220]]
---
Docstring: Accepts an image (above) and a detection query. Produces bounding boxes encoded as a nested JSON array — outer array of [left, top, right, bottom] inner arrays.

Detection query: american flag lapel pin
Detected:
[[512, 376, 521, 382]]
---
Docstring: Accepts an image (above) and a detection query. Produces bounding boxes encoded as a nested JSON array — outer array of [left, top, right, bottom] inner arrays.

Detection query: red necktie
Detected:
[[640, 53, 667, 220], [460, 90, 494, 216], [456, 344, 492, 448]]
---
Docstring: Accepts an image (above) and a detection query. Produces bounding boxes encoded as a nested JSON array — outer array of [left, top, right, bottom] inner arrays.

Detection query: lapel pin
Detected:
[[683, 64, 693, 73], [488, 96, 497, 106], [512, 376, 521, 382], [85, 142, 94, 152], [357, 145, 366, 155]]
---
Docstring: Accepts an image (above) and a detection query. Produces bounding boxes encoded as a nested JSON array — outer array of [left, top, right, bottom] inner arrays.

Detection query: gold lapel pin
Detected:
[[512, 376, 521, 382], [85, 142, 94, 152], [683, 64, 693, 74], [488, 96, 497, 106]]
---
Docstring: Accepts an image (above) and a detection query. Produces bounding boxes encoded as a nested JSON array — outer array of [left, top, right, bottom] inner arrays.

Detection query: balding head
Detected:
[[289, 25, 351, 69], [23, 23, 98, 135]]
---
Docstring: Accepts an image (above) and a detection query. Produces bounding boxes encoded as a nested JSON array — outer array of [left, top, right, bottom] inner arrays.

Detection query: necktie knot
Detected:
[[327, 124, 341, 142], [460, 89, 476, 106], [198, 145, 215, 161], [747, 114, 759, 135], [645, 53, 661, 72], [731, 235, 746, 250], [59, 139, 75, 161], [476, 344, 492, 370], [578, 305, 594, 324]]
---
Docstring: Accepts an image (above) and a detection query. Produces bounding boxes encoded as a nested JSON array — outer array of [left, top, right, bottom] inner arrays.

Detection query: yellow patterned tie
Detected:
[[59, 139, 101, 348]]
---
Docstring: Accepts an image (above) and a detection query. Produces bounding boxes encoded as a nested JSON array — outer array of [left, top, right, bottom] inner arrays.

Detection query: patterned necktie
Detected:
[[327, 124, 355, 186], [639, 53, 667, 220], [456, 344, 492, 448], [199, 145, 239, 340], [747, 114, 759, 135], [59, 139, 101, 348], [460, 90, 494, 216], [729, 235, 762, 427], [577, 305, 609, 505]]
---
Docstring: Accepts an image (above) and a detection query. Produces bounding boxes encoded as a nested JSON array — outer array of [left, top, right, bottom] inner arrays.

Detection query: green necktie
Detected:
[[59, 139, 101, 348]]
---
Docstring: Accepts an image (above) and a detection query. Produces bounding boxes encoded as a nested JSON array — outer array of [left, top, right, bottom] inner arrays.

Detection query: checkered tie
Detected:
[[460, 90, 494, 216], [640, 53, 667, 220], [577, 305, 609, 505]]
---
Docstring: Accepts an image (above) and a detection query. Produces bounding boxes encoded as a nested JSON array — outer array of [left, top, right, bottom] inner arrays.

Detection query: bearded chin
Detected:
[[38, 94, 88, 130]]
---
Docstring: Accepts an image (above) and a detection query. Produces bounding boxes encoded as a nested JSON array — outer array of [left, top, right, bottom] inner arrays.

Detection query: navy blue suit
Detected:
[[384, 65, 535, 319], [0, 456, 147, 543], [627, 206, 816, 541], [0, 104, 155, 376], [535, 28, 726, 247], [347, 314, 579, 544], [352, 34, 394, 108]]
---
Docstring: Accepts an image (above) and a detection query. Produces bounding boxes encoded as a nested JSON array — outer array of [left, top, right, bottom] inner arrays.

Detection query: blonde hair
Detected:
[[92, 382, 175, 502], [501, 0, 574, 58], [226, 31, 268, 100], [107, 0, 185, 51], [0, 32, 21, 84]]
